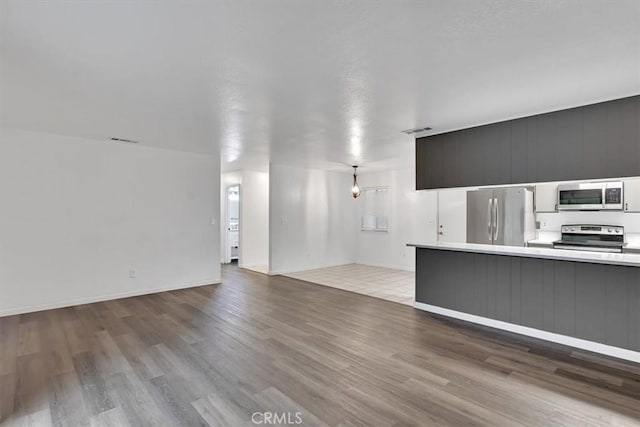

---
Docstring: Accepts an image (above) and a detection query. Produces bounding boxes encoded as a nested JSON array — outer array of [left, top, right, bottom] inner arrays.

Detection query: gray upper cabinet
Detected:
[[613, 97, 640, 177], [510, 118, 528, 184], [554, 108, 583, 181], [457, 128, 478, 186], [441, 134, 460, 188], [536, 113, 557, 182], [583, 102, 609, 179], [416, 95, 640, 190], [480, 122, 511, 185], [416, 133, 442, 189]]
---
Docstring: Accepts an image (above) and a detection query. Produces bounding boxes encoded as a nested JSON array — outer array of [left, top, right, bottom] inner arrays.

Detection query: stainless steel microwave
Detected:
[[557, 181, 623, 211]]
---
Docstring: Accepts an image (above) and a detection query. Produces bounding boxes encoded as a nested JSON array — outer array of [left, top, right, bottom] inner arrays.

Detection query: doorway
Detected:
[[224, 185, 240, 264]]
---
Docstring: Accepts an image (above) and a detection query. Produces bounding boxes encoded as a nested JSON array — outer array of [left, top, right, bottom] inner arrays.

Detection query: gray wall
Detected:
[[416, 248, 640, 351], [416, 95, 640, 189]]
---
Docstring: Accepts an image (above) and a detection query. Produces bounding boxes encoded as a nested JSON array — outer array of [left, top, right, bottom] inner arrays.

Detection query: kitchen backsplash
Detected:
[[536, 210, 640, 233]]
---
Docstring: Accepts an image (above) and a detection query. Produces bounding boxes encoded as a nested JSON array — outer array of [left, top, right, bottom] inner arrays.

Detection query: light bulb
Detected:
[[351, 165, 361, 198], [352, 183, 361, 198]]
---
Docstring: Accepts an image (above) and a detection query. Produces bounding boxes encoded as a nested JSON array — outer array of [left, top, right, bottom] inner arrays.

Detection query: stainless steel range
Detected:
[[553, 225, 625, 253]]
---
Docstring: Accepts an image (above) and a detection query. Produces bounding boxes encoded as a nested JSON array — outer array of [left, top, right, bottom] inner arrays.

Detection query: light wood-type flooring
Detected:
[[1, 264, 639, 426]]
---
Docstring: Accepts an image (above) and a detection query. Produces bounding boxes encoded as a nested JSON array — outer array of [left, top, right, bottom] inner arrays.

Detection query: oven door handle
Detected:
[[493, 198, 499, 241], [553, 244, 622, 253], [487, 198, 493, 242]]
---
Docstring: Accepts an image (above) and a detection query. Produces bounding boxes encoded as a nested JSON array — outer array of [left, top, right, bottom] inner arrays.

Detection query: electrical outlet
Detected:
[[129, 270, 136, 279], [541, 221, 548, 230]]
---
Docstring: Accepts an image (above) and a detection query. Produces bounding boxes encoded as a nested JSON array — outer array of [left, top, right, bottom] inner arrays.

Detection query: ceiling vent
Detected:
[[110, 137, 139, 144], [401, 127, 432, 135]]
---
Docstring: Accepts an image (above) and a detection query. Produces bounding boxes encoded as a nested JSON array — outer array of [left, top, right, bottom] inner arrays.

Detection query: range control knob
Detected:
[[615, 229, 620, 233], [570, 227, 575, 231]]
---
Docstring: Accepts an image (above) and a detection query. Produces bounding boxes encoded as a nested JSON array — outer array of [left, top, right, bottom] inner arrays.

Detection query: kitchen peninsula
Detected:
[[408, 242, 640, 362]]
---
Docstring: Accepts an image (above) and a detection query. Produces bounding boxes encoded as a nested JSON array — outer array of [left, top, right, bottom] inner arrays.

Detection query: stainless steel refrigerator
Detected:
[[467, 187, 536, 246]]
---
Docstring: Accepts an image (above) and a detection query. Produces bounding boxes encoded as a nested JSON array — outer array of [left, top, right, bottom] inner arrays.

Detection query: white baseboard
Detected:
[[413, 302, 640, 363], [0, 278, 221, 317], [239, 265, 270, 275]]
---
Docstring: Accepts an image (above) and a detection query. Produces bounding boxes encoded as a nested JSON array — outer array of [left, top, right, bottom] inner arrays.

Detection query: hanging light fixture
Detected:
[[351, 165, 361, 199]]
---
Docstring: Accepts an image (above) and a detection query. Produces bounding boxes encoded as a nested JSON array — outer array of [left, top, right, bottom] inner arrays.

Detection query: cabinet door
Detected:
[[479, 122, 511, 186], [554, 108, 584, 180], [535, 183, 557, 212], [525, 116, 540, 183], [615, 97, 640, 177], [416, 137, 442, 190], [440, 134, 460, 188], [458, 128, 478, 187], [426, 137, 443, 189], [624, 178, 640, 212], [583, 102, 609, 179], [511, 119, 528, 184], [537, 113, 558, 182], [513, 116, 542, 184]]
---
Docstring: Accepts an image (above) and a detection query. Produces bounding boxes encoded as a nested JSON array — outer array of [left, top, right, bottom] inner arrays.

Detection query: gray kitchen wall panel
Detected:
[[520, 258, 543, 330], [605, 267, 630, 349], [575, 264, 606, 343], [415, 248, 640, 352], [553, 261, 576, 337], [541, 260, 555, 332], [473, 254, 489, 317], [416, 95, 640, 189]]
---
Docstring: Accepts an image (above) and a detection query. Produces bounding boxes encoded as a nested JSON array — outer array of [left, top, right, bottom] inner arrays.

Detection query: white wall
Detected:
[[269, 164, 357, 274], [240, 170, 269, 268], [0, 128, 220, 316], [355, 169, 438, 271]]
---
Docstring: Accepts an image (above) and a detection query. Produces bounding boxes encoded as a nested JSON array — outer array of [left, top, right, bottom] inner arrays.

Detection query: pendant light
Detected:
[[351, 165, 361, 199]]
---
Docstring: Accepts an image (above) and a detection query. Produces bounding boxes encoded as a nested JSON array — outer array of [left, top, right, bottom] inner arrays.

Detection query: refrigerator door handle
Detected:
[[493, 197, 499, 241], [487, 198, 493, 242]]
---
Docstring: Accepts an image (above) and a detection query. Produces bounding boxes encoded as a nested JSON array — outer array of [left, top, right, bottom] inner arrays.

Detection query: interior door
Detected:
[[437, 189, 468, 243], [465, 189, 493, 245]]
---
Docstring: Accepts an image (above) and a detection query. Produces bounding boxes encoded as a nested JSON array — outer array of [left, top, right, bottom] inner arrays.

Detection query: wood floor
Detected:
[[1, 265, 639, 426]]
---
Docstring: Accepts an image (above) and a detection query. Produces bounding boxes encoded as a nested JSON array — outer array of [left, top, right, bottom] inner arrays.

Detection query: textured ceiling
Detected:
[[1, 1, 639, 173]]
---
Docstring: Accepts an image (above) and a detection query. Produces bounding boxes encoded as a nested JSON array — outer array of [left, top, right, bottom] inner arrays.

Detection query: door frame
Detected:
[[222, 184, 242, 264]]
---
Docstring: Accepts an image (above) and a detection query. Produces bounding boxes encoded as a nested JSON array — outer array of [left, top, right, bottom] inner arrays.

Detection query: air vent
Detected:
[[110, 137, 139, 144], [401, 127, 432, 135]]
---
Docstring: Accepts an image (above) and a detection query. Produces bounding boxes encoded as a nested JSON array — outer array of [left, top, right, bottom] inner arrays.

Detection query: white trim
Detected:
[[413, 302, 640, 363], [0, 278, 221, 317]]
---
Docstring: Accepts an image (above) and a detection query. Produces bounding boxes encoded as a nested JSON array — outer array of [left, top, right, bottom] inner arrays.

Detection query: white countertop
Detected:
[[407, 241, 640, 267], [626, 233, 640, 250]]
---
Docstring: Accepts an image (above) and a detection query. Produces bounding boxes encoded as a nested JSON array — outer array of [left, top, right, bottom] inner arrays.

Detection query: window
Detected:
[[360, 186, 388, 231]]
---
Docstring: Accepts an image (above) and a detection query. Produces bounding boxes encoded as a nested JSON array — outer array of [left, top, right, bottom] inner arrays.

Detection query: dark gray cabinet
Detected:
[[554, 108, 583, 180], [415, 248, 640, 352], [583, 101, 609, 179], [480, 122, 512, 185], [416, 95, 640, 189], [416, 134, 442, 190]]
